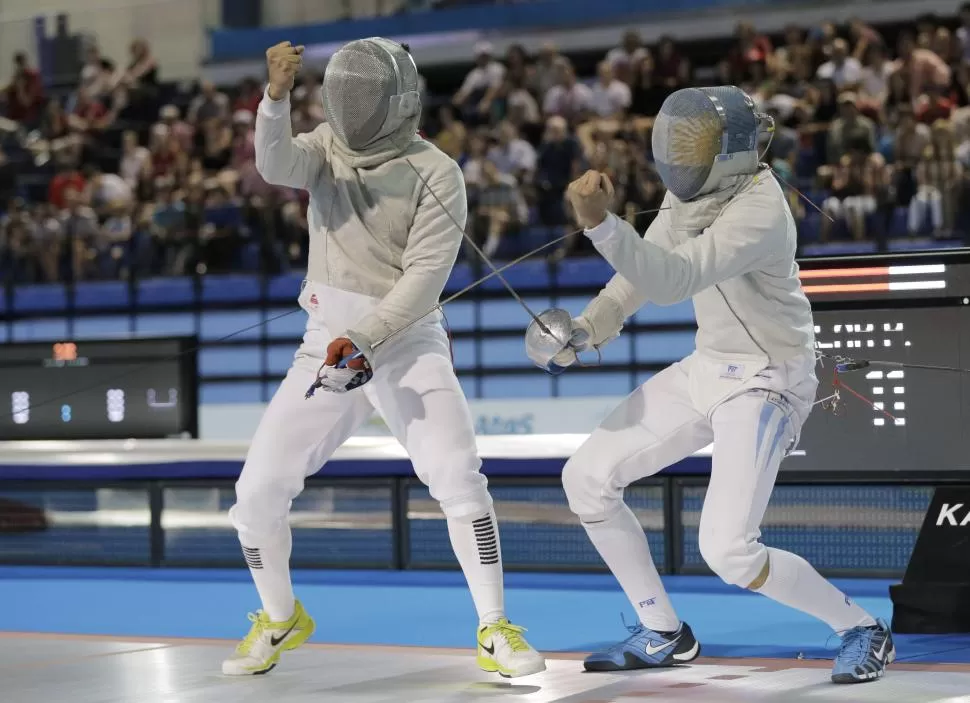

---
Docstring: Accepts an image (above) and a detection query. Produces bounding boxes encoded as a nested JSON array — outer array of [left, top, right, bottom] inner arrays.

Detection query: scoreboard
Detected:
[[0, 338, 198, 440], [788, 253, 970, 472]]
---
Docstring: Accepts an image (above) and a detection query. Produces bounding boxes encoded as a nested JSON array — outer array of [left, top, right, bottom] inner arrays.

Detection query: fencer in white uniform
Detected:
[[526, 86, 894, 684], [222, 38, 544, 679]]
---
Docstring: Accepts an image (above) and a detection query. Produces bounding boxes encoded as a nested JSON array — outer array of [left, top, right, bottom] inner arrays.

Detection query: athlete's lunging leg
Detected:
[[527, 86, 893, 684]]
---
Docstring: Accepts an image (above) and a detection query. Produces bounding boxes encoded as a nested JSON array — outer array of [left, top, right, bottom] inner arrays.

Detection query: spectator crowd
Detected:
[[4, 4, 970, 283]]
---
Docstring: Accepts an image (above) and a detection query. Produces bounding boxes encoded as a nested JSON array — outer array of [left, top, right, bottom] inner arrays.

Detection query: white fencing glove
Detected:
[[304, 338, 374, 397]]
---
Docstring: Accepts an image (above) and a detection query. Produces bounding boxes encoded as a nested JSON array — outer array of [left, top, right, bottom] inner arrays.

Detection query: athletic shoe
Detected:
[[222, 600, 316, 675], [831, 619, 895, 684], [584, 620, 701, 672], [476, 618, 546, 678]]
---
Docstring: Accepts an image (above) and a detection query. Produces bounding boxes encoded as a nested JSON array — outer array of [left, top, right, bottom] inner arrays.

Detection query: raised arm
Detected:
[[255, 93, 325, 189], [346, 159, 467, 362], [255, 41, 325, 189], [567, 170, 787, 306], [573, 213, 671, 347]]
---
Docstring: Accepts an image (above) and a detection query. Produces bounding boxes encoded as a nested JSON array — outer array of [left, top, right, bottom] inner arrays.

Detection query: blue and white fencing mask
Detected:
[[651, 86, 770, 201]]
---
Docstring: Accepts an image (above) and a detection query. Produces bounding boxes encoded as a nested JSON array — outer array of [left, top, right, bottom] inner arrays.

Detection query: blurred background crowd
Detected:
[[3, 2, 970, 283]]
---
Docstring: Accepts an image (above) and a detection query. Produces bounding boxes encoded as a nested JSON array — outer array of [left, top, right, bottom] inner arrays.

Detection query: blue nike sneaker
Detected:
[[832, 619, 895, 684], [584, 620, 701, 672]]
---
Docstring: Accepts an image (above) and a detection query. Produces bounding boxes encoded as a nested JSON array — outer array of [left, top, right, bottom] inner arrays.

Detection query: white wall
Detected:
[[199, 397, 625, 440], [0, 0, 221, 82]]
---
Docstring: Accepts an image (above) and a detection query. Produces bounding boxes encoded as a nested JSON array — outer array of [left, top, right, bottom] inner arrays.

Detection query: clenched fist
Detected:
[[566, 170, 615, 230], [266, 41, 305, 101]]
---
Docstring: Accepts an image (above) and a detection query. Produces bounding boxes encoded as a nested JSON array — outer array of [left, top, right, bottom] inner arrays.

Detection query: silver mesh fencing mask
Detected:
[[322, 37, 421, 151], [651, 86, 769, 201]]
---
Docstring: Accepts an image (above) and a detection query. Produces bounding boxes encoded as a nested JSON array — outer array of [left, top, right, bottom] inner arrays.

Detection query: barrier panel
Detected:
[[0, 436, 948, 577]]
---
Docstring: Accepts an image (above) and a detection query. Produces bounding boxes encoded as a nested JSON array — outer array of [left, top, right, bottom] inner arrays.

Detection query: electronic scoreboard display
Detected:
[[786, 252, 970, 472], [0, 338, 198, 440]]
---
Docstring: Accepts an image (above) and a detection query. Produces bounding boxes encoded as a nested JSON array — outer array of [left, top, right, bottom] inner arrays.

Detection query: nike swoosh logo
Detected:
[[873, 638, 888, 662], [270, 621, 298, 647], [481, 641, 495, 655], [645, 637, 680, 657]]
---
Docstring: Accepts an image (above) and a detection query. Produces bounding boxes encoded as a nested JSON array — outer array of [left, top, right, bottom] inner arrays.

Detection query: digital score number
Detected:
[[9, 388, 180, 425]]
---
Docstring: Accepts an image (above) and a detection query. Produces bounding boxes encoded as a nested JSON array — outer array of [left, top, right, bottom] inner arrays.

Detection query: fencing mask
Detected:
[[651, 86, 772, 202], [322, 37, 422, 152]]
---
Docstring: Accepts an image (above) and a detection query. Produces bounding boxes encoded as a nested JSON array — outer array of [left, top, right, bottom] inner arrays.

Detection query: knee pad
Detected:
[[697, 528, 767, 587]]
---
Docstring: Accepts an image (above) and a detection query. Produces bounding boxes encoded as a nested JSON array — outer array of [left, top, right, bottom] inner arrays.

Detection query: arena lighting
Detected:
[[799, 264, 948, 294], [800, 264, 946, 278], [803, 281, 947, 294]]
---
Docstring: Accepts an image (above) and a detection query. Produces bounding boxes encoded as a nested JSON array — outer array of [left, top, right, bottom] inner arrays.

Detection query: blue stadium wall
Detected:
[[0, 259, 694, 404]]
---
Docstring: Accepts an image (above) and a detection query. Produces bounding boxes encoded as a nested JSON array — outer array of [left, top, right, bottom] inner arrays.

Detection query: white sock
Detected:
[[755, 547, 877, 632], [582, 503, 680, 632], [241, 524, 296, 623], [447, 510, 505, 624]]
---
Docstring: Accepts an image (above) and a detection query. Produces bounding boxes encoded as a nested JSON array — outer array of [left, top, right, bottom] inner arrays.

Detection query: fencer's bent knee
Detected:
[[413, 452, 493, 520], [562, 455, 621, 522], [697, 527, 767, 587], [230, 471, 301, 541]]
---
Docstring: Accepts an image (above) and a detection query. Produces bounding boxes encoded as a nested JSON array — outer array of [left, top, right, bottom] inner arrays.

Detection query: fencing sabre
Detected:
[[323, 158, 561, 379], [368, 205, 670, 352], [405, 159, 552, 334]]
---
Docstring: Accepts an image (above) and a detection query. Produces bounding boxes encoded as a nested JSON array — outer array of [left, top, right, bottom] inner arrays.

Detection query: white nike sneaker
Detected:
[[222, 601, 316, 676], [476, 619, 547, 678]]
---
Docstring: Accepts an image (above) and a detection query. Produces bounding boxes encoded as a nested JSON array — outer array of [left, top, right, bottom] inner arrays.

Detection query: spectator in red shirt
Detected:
[[233, 77, 262, 115], [723, 22, 773, 84], [158, 104, 194, 152], [915, 85, 954, 124], [68, 89, 109, 134], [151, 130, 183, 180], [4, 52, 44, 125], [654, 36, 690, 90], [48, 163, 86, 210]]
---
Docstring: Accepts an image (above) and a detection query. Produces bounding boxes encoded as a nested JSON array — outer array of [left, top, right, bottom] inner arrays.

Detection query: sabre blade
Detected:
[[406, 159, 551, 335], [820, 352, 970, 375], [371, 205, 669, 351]]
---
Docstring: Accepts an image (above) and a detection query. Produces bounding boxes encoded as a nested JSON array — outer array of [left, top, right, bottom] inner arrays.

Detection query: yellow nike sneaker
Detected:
[[476, 618, 546, 678], [222, 600, 316, 675]]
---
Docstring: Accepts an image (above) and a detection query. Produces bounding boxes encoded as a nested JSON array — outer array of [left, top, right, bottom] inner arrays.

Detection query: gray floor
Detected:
[[3, 634, 970, 703]]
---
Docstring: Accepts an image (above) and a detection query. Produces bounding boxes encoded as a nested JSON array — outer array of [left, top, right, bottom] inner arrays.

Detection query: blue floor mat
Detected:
[[0, 568, 967, 664]]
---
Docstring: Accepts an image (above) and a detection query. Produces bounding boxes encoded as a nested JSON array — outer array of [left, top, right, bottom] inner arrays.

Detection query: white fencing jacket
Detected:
[[255, 91, 466, 363], [580, 170, 816, 400]]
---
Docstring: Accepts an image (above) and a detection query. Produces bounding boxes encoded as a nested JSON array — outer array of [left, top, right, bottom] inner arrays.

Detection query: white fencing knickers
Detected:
[[229, 281, 499, 622], [561, 352, 876, 634]]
